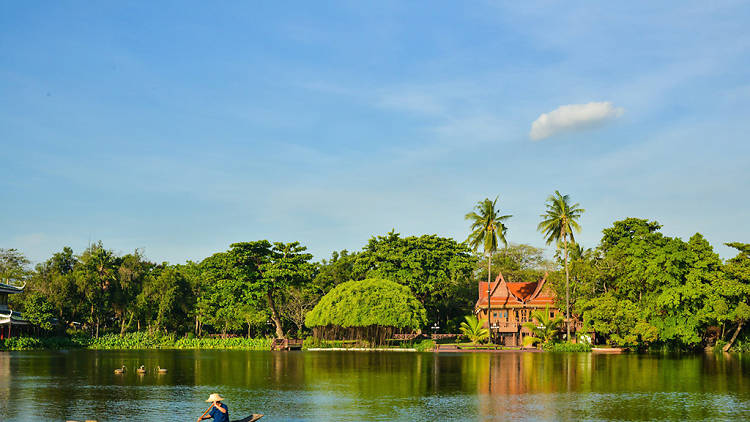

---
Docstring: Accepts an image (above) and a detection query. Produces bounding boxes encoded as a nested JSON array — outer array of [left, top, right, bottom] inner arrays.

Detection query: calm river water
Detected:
[[0, 350, 749, 421]]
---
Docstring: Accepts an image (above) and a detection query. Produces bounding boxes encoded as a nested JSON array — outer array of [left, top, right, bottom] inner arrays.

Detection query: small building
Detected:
[[474, 272, 581, 347], [0, 282, 30, 339]]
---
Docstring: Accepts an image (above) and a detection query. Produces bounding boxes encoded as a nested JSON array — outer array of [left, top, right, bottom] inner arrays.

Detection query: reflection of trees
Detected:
[[4, 350, 750, 421]]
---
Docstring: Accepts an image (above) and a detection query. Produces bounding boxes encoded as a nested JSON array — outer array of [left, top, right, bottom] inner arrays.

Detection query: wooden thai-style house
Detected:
[[474, 272, 581, 347], [0, 282, 30, 339]]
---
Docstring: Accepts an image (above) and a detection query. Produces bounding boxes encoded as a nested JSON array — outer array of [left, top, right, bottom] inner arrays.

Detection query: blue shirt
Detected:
[[208, 403, 229, 422]]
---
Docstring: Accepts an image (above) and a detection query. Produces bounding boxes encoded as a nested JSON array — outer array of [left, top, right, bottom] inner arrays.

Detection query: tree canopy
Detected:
[[306, 278, 426, 330]]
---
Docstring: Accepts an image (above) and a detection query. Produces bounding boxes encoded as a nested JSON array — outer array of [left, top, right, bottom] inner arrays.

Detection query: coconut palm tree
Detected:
[[537, 191, 584, 340], [522, 306, 564, 348], [460, 315, 490, 345], [465, 197, 512, 342]]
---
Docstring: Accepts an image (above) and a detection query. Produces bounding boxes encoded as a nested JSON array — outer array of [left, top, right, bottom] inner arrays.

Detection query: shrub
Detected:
[[306, 278, 427, 345], [413, 339, 435, 352], [543, 342, 592, 352]]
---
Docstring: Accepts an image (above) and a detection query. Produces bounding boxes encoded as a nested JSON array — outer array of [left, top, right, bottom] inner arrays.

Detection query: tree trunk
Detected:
[[120, 311, 134, 336], [487, 252, 492, 344], [267, 289, 285, 339], [723, 321, 745, 352], [120, 313, 128, 337], [564, 235, 570, 341]]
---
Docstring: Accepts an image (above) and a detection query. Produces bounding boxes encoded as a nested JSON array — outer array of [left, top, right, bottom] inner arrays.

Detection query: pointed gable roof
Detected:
[[475, 271, 554, 309]]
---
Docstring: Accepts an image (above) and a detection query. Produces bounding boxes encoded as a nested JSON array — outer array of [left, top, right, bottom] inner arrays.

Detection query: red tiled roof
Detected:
[[475, 271, 555, 309]]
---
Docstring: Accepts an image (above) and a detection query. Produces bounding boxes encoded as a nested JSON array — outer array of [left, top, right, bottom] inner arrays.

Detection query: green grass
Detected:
[[0, 333, 273, 351]]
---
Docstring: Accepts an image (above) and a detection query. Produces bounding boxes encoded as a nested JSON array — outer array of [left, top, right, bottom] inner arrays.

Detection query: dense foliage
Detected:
[[556, 218, 750, 350], [3, 212, 749, 352], [352, 232, 476, 331], [306, 278, 427, 344]]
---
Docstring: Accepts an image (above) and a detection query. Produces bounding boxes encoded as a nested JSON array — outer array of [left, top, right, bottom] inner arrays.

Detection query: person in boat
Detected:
[[198, 393, 229, 422]]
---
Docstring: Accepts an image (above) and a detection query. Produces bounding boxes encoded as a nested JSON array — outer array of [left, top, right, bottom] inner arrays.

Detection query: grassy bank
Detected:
[[0, 332, 273, 351]]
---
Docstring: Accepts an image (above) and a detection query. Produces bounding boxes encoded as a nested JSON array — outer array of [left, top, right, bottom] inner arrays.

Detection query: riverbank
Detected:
[[2, 334, 719, 353], [0, 333, 273, 351]]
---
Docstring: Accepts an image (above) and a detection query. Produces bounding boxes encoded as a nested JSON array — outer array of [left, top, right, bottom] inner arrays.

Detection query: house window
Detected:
[[493, 312, 498, 318]]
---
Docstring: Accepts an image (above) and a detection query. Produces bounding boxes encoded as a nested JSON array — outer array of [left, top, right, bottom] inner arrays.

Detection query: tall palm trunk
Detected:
[[487, 253, 492, 344], [564, 234, 570, 341]]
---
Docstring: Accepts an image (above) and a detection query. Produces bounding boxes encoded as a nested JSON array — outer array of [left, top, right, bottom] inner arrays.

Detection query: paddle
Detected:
[[196, 402, 214, 422]]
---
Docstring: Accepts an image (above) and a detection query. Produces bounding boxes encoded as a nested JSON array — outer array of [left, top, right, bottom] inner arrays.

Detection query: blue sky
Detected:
[[2, 1, 749, 264]]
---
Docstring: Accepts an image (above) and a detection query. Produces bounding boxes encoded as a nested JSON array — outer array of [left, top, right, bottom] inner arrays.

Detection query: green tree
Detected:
[[579, 293, 658, 348], [459, 315, 489, 345], [476, 243, 553, 285], [75, 242, 117, 338], [113, 250, 154, 336], [538, 191, 584, 340], [721, 242, 750, 351], [313, 250, 357, 294], [353, 232, 476, 330], [465, 197, 512, 340], [21, 292, 56, 331], [230, 241, 315, 339], [0, 248, 30, 286], [197, 251, 251, 336], [31, 247, 82, 329], [305, 278, 427, 345], [139, 266, 193, 334], [522, 306, 564, 347]]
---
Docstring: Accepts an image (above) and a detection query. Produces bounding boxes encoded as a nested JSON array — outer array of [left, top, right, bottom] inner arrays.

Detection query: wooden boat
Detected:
[[232, 414, 263, 422], [592, 347, 625, 354]]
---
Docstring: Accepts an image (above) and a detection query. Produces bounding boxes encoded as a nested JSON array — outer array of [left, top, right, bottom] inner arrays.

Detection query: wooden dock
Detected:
[[271, 338, 303, 351]]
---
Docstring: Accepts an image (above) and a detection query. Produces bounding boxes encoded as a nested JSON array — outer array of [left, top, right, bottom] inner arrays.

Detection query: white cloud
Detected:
[[530, 101, 624, 140]]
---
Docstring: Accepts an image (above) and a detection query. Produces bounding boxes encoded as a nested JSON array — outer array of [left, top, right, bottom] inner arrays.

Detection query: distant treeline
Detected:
[[2, 217, 749, 351]]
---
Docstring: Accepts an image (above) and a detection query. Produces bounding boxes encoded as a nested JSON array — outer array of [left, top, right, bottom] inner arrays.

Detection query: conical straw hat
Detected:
[[205, 393, 225, 402]]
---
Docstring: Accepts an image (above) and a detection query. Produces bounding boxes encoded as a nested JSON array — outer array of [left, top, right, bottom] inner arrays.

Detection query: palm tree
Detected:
[[460, 315, 490, 345], [465, 197, 512, 343], [538, 191, 584, 340], [522, 306, 564, 348]]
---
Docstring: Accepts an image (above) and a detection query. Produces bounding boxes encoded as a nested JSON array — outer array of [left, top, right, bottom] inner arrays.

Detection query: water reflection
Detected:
[[0, 350, 748, 421]]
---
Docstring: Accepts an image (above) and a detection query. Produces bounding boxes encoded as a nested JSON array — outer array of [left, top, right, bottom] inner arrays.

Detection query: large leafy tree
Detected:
[[75, 242, 117, 338], [196, 251, 252, 336], [0, 248, 30, 286], [465, 197, 512, 340], [21, 292, 56, 331], [31, 247, 82, 328], [305, 278, 427, 345], [313, 250, 357, 294], [538, 191, 584, 340], [476, 243, 553, 285], [139, 266, 193, 334], [352, 232, 476, 330], [721, 242, 750, 351], [112, 250, 154, 336], [230, 241, 315, 339]]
